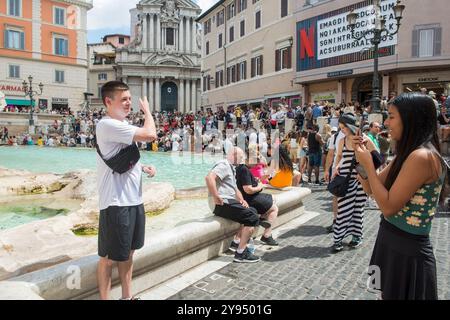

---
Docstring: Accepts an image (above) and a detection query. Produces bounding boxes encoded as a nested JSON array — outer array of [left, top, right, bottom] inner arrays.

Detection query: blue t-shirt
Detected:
[[312, 106, 322, 119]]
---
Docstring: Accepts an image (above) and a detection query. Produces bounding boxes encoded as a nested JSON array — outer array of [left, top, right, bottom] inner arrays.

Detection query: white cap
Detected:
[[331, 127, 338, 132]]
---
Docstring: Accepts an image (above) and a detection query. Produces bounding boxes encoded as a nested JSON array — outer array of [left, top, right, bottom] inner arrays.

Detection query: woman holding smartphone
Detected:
[[353, 93, 447, 300], [331, 113, 377, 253]]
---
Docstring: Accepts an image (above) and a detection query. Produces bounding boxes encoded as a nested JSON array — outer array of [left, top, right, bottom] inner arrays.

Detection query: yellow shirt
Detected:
[[269, 169, 293, 188], [37, 139, 44, 146]]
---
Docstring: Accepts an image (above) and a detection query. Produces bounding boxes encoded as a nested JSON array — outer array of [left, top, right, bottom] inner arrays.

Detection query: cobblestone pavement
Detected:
[[169, 185, 450, 300]]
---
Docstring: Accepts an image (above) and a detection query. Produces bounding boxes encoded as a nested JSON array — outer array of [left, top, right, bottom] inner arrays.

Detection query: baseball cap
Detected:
[[338, 113, 358, 135]]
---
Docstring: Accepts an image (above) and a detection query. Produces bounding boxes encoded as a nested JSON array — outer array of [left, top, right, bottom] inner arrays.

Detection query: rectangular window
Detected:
[[54, 7, 66, 26], [54, 37, 68, 56], [218, 33, 223, 49], [227, 2, 236, 20], [238, 0, 247, 13], [9, 65, 20, 78], [240, 20, 245, 37], [216, 70, 223, 87], [98, 86, 102, 98], [255, 11, 261, 29], [8, 0, 21, 17], [4, 29, 25, 50], [217, 10, 224, 27], [251, 55, 263, 77], [419, 29, 434, 57], [55, 70, 65, 83], [281, 0, 288, 18], [229, 26, 234, 42], [206, 41, 210, 55], [119, 37, 125, 44], [238, 61, 246, 81], [275, 47, 291, 71], [231, 65, 236, 83], [166, 28, 174, 45], [98, 73, 107, 81]]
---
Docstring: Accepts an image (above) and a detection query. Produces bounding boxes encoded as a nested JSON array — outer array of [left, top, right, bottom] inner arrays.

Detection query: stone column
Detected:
[[191, 80, 197, 112], [142, 77, 147, 99], [162, 27, 165, 50], [179, 79, 185, 113], [149, 14, 154, 50], [149, 78, 154, 111], [179, 18, 184, 52], [142, 14, 147, 51], [192, 21, 196, 54], [175, 29, 178, 50], [186, 17, 191, 53], [186, 79, 191, 111], [155, 78, 161, 112], [156, 15, 161, 50]]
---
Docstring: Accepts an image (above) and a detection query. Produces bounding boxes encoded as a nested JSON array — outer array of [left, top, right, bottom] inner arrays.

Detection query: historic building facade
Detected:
[[197, 0, 301, 112], [115, 0, 202, 113], [0, 0, 93, 112], [87, 34, 130, 109]]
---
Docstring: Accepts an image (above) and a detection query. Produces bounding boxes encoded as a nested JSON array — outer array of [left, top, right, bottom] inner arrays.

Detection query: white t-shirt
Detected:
[[96, 116, 142, 211]]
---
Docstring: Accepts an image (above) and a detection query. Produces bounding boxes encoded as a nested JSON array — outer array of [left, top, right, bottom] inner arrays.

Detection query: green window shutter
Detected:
[[20, 32, 24, 50], [4, 30, 9, 48]]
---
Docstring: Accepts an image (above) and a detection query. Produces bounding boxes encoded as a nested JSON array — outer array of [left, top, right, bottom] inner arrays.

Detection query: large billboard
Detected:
[[297, 0, 398, 72]]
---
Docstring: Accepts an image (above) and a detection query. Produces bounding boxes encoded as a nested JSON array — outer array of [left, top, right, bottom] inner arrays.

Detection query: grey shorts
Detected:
[[98, 204, 145, 262]]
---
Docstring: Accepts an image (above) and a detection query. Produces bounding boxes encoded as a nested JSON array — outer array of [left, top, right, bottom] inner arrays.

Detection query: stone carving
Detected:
[[196, 26, 201, 51], [162, 0, 179, 19], [128, 14, 143, 49]]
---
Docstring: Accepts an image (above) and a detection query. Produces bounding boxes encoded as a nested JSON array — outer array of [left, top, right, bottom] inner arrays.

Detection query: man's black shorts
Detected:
[[247, 193, 274, 215], [213, 200, 259, 227], [98, 204, 145, 262]]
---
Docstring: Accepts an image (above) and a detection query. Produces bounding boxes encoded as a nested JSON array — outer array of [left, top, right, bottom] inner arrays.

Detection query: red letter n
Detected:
[[299, 27, 315, 59]]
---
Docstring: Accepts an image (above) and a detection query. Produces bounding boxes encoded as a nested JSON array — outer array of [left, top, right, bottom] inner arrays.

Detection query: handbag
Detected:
[[327, 157, 356, 197], [96, 142, 141, 174]]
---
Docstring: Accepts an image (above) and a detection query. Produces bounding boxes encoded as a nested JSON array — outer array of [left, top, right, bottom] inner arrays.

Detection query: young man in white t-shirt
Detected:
[[96, 81, 157, 300]]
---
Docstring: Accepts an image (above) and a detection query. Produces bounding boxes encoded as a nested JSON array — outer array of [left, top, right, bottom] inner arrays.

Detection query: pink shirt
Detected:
[[250, 163, 269, 184]]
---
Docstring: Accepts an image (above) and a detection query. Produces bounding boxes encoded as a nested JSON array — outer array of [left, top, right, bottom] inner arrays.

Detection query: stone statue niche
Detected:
[[128, 14, 143, 49]]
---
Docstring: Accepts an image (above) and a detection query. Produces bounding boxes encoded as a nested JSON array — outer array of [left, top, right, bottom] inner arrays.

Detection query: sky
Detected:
[[87, 0, 217, 43]]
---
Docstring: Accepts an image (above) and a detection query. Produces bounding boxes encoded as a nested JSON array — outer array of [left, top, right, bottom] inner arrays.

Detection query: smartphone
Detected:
[[355, 163, 368, 179]]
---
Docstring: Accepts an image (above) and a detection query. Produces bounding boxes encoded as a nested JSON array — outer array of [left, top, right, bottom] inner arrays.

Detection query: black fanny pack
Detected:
[[96, 142, 140, 174]]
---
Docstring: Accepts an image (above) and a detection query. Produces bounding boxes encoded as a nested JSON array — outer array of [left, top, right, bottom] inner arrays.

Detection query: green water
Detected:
[[0, 146, 222, 189], [0, 200, 79, 231]]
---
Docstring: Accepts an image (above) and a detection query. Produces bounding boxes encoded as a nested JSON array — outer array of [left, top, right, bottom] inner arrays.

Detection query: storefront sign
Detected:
[[52, 97, 68, 104], [0, 84, 24, 95], [297, 0, 397, 71], [327, 69, 354, 78], [312, 92, 336, 102], [417, 77, 439, 82]]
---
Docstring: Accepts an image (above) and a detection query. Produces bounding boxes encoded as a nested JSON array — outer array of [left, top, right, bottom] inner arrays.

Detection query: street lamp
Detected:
[[22, 75, 44, 134], [347, 0, 405, 113]]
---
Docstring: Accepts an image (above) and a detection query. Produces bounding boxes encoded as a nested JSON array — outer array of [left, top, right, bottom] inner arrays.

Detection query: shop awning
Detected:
[[6, 99, 35, 106]]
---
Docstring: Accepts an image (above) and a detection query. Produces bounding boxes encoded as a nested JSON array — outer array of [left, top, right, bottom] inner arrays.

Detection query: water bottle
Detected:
[[247, 238, 256, 254]]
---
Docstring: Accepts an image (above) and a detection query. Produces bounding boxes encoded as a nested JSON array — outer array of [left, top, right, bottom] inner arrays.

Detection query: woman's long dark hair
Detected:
[[385, 93, 448, 202], [277, 145, 294, 172]]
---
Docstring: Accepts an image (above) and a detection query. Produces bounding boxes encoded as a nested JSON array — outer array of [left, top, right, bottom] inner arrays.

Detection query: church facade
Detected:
[[115, 0, 202, 113]]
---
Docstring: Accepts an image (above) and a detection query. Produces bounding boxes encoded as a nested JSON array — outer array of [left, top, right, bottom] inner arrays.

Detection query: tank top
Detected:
[[308, 132, 320, 153]]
